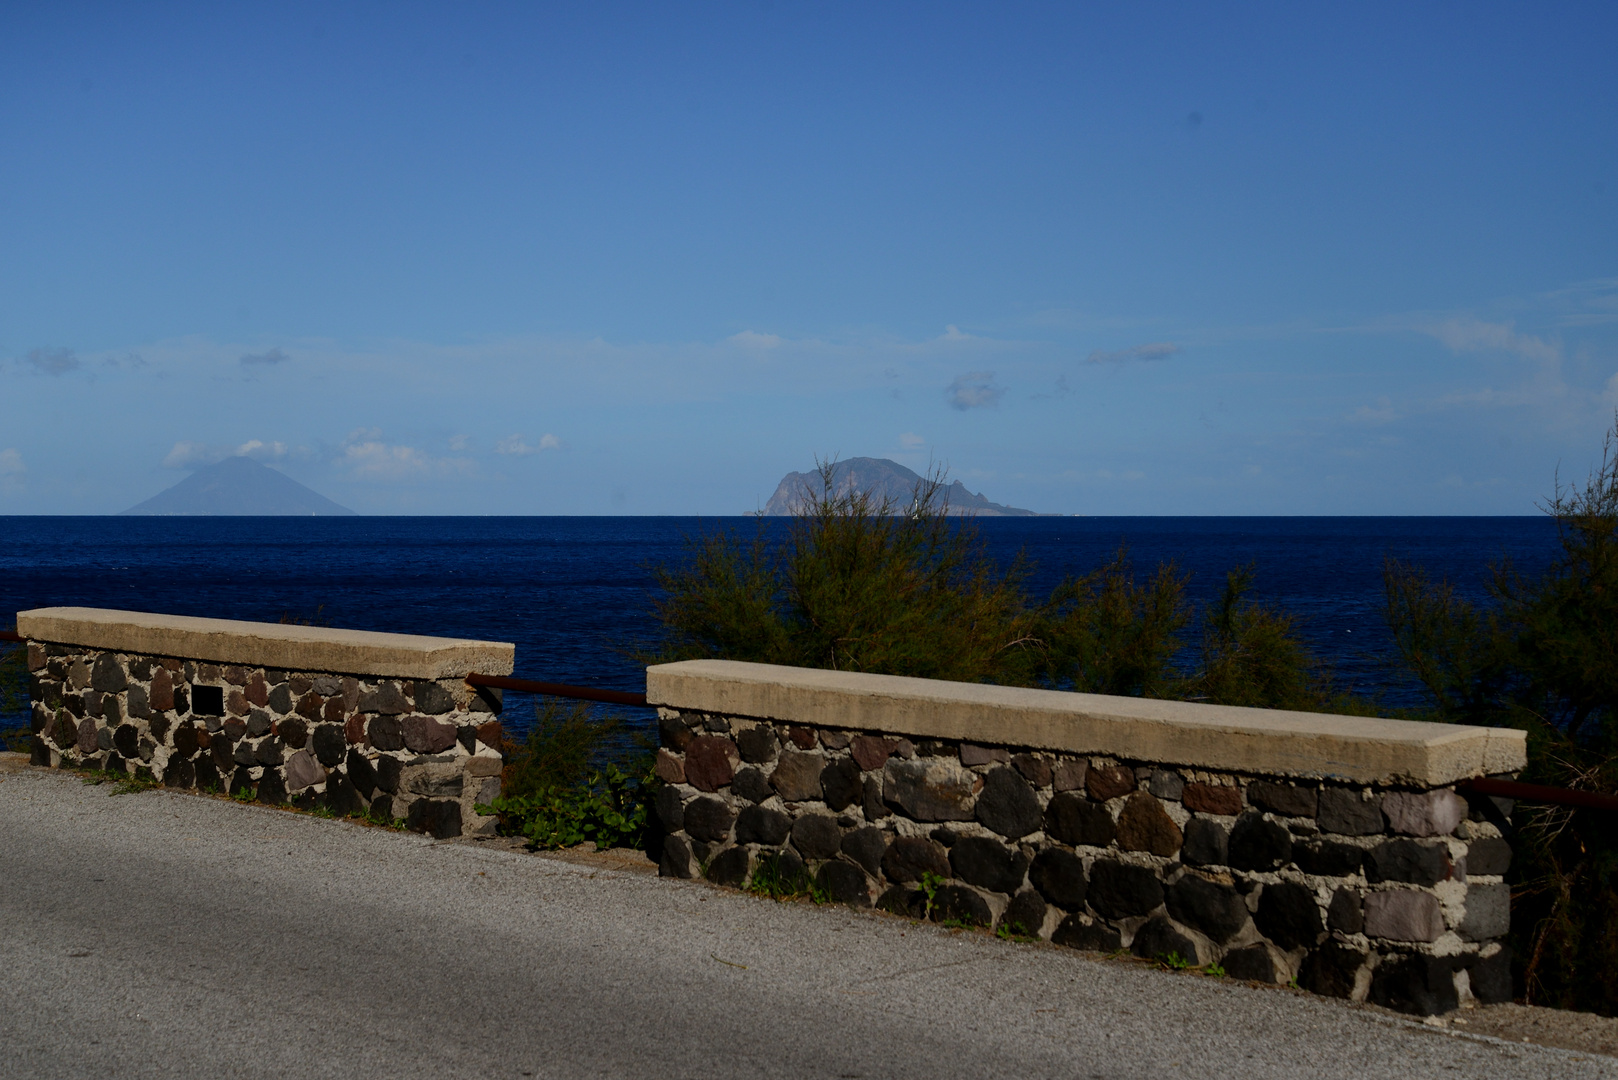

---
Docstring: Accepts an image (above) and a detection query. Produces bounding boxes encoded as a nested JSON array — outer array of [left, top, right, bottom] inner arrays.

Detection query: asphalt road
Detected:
[[0, 762, 1609, 1080]]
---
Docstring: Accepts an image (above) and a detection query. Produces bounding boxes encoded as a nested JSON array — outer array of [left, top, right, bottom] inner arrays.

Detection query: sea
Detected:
[[0, 516, 1561, 745]]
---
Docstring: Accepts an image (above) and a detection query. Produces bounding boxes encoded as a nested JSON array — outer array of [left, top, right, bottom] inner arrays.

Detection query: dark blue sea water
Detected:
[[0, 517, 1560, 739]]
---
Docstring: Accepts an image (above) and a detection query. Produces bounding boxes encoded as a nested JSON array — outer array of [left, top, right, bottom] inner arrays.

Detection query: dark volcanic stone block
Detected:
[[1466, 947, 1513, 1005], [660, 834, 695, 879], [1115, 793, 1183, 856], [1044, 791, 1117, 848], [706, 846, 752, 888], [1246, 781, 1317, 818], [684, 736, 741, 793], [770, 751, 824, 802], [1300, 942, 1368, 998], [1255, 881, 1324, 950], [256, 770, 288, 805], [949, 836, 1028, 895], [163, 756, 195, 789], [654, 785, 685, 832], [1365, 839, 1453, 886], [369, 715, 404, 751], [1228, 812, 1292, 872], [346, 749, 378, 799], [1318, 787, 1384, 835], [1370, 953, 1458, 1017], [930, 884, 990, 926], [311, 723, 347, 767], [817, 860, 872, 907], [1293, 839, 1365, 877], [1087, 861, 1163, 920], [1465, 837, 1512, 877], [324, 774, 358, 817], [1086, 765, 1135, 801], [658, 713, 693, 752], [1221, 943, 1279, 983], [731, 767, 771, 804], [90, 653, 127, 693], [401, 714, 456, 755], [1327, 888, 1364, 934], [820, 758, 862, 812], [1181, 818, 1229, 867], [840, 827, 888, 877], [877, 885, 927, 918], [735, 725, 777, 763], [412, 681, 455, 715], [276, 717, 308, 749], [375, 755, 403, 794], [1130, 917, 1200, 963], [1001, 890, 1047, 937], [1029, 848, 1088, 911], [974, 767, 1043, 839], [791, 813, 844, 860], [1181, 783, 1242, 816], [1051, 915, 1122, 952], [683, 796, 736, 843], [881, 836, 950, 883], [113, 723, 139, 758], [407, 798, 463, 839], [735, 805, 791, 846], [1166, 874, 1249, 943]]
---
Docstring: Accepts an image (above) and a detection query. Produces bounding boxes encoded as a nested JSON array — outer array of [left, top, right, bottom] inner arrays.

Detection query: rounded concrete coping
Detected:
[[16, 607, 515, 680], [645, 659, 1526, 788]]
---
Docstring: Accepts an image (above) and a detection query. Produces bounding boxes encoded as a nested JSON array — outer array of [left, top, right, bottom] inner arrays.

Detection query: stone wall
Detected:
[[647, 659, 1527, 1017], [18, 608, 513, 838]]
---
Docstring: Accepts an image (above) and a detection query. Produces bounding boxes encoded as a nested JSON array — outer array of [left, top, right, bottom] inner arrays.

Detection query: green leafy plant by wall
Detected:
[[1384, 417, 1618, 1014], [479, 697, 656, 851], [0, 629, 28, 753]]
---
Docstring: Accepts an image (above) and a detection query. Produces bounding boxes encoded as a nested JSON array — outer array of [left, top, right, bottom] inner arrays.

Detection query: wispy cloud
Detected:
[[1350, 396, 1398, 425], [26, 347, 79, 375], [727, 330, 782, 349], [1426, 318, 1560, 364], [899, 432, 925, 450], [163, 439, 290, 469], [495, 433, 561, 456], [338, 428, 472, 481], [1085, 342, 1180, 364], [240, 347, 290, 366], [946, 371, 1003, 410]]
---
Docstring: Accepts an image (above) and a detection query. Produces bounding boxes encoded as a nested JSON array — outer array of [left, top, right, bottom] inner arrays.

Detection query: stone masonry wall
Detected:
[[652, 708, 1514, 1017], [26, 642, 505, 838]]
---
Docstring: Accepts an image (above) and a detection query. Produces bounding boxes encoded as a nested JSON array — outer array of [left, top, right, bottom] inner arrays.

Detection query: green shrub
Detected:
[[1384, 417, 1618, 1013], [656, 459, 1336, 714], [480, 697, 656, 850], [0, 629, 28, 753]]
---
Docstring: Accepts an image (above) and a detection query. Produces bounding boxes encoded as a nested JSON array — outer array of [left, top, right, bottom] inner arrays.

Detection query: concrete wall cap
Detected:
[[645, 659, 1526, 788], [16, 607, 514, 680]]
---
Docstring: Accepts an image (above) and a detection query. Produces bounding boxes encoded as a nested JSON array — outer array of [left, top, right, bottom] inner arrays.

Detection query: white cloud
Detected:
[[335, 429, 473, 481], [899, 432, 925, 450], [1086, 342, 1180, 364], [162, 439, 290, 469], [1350, 396, 1398, 424], [1426, 318, 1560, 364], [240, 347, 290, 366], [25, 347, 79, 375], [940, 325, 970, 341], [448, 434, 471, 451], [946, 371, 1004, 410], [495, 433, 562, 455], [728, 330, 782, 349]]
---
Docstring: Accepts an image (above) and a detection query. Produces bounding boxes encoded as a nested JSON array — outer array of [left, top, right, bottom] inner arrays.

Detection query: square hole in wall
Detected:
[[192, 685, 224, 716]]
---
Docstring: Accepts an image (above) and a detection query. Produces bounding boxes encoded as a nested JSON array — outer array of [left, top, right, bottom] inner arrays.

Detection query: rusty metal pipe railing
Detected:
[[0, 630, 22, 643], [465, 672, 648, 708], [1458, 776, 1618, 813]]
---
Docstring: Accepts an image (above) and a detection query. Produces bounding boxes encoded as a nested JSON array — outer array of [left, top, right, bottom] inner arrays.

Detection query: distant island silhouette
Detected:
[[121, 456, 355, 516], [761, 457, 1038, 517]]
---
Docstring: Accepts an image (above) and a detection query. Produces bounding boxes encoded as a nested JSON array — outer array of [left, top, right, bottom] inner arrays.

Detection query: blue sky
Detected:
[[2, 2, 1615, 515]]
